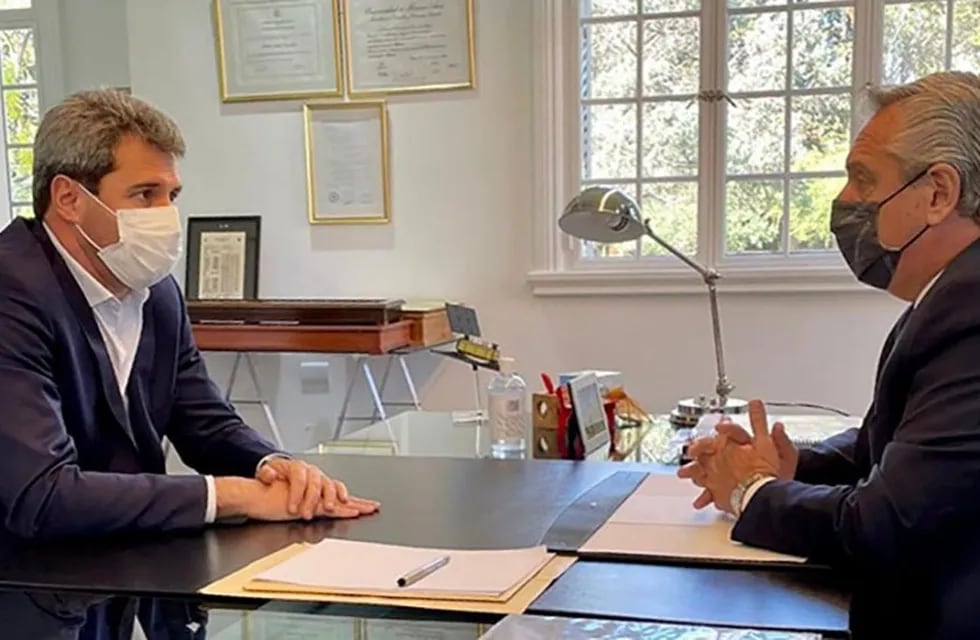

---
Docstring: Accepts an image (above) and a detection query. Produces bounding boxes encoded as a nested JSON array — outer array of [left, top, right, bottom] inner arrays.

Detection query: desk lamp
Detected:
[[558, 186, 747, 427]]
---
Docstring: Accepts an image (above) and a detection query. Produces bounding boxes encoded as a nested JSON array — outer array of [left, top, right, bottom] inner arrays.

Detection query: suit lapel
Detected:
[[31, 223, 139, 452]]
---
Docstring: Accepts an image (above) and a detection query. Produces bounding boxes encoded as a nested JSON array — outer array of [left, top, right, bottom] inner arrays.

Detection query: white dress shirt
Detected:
[[45, 224, 219, 523], [738, 268, 947, 516]]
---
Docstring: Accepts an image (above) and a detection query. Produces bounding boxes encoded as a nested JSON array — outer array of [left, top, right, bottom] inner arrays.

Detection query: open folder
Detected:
[[244, 539, 555, 603], [580, 474, 805, 565]]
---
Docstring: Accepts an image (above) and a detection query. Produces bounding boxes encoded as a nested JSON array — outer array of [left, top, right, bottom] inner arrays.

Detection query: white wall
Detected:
[[58, 0, 130, 95], [120, 0, 904, 450]]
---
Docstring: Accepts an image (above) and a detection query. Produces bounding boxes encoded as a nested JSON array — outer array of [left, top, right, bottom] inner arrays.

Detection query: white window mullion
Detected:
[[633, 1, 643, 260], [781, 8, 794, 257], [702, 0, 724, 270], [853, 0, 877, 138]]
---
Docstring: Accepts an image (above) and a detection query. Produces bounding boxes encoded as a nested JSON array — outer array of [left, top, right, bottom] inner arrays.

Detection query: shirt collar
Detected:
[[914, 270, 943, 308], [44, 223, 117, 308]]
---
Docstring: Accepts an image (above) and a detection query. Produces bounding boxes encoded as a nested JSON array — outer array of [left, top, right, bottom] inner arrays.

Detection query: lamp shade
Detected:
[[558, 186, 645, 243]]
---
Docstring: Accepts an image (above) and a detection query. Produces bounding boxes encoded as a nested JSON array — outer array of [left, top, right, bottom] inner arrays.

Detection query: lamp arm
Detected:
[[641, 220, 713, 282], [641, 219, 735, 406], [707, 280, 734, 406]]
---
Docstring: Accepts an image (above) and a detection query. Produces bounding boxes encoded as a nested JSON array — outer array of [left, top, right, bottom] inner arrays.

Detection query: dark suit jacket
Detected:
[[0, 218, 279, 540], [733, 239, 980, 639]]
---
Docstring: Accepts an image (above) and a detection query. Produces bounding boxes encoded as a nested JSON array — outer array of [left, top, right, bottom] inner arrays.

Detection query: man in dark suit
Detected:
[[679, 71, 980, 639], [0, 88, 382, 639], [0, 88, 379, 540]]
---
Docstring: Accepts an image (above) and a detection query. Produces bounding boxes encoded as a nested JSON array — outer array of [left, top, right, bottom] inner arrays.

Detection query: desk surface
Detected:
[[0, 456, 850, 634]]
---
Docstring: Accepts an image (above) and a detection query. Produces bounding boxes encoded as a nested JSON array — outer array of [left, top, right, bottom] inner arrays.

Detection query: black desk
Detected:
[[0, 456, 850, 634]]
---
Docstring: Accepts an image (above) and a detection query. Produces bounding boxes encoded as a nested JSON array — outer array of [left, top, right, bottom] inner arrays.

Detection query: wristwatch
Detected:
[[730, 472, 774, 518]]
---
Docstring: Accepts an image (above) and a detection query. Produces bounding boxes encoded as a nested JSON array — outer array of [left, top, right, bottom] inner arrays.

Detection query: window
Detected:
[[0, 0, 47, 221], [529, 0, 980, 294]]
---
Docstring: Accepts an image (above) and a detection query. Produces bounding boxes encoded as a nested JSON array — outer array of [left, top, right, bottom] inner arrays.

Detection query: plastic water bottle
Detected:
[[488, 358, 528, 459]]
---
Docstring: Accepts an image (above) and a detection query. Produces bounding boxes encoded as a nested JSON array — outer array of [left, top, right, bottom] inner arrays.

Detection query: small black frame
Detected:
[[185, 215, 261, 300]]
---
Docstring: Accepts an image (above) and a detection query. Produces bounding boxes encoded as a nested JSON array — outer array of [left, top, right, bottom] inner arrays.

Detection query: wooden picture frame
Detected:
[[213, 0, 343, 102], [303, 100, 391, 225], [185, 215, 261, 300]]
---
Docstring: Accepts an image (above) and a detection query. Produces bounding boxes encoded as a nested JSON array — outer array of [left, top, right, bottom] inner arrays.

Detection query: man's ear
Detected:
[[925, 162, 962, 225], [49, 175, 84, 224]]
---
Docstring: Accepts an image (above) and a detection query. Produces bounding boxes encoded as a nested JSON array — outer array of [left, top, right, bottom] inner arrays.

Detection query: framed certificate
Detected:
[[343, 0, 476, 97], [303, 101, 391, 225], [185, 216, 261, 300], [213, 0, 343, 102]]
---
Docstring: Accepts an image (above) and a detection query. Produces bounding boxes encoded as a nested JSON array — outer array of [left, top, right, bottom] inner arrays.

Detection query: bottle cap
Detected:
[[499, 356, 515, 374]]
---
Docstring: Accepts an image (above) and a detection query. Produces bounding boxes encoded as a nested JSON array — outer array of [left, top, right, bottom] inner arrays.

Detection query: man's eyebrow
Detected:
[[125, 181, 183, 195], [125, 181, 163, 192]]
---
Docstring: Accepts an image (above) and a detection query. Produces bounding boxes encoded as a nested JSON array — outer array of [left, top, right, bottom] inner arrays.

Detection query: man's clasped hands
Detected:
[[677, 399, 798, 515]]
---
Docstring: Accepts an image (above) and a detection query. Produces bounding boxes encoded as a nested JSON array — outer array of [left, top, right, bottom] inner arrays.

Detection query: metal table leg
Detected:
[[331, 351, 428, 441], [222, 352, 286, 450], [333, 354, 363, 440], [398, 354, 422, 410]]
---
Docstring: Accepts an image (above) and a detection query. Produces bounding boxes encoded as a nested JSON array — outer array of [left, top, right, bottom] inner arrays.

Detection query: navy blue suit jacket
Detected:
[[733, 239, 980, 639], [0, 218, 279, 540]]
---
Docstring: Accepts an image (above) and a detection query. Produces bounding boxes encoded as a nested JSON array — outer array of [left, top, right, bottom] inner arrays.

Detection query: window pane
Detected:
[[644, 0, 699, 13], [725, 179, 783, 254], [582, 22, 637, 99], [953, 0, 980, 72], [793, 8, 853, 90], [643, 101, 698, 177], [8, 146, 31, 202], [0, 0, 30, 9], [4, 88, 38, 144], [790, 176, 844, 252], [726, 96, 785, 175], [12, 204, 31, 219], [883, 2, 947, 85], [640, 182, 697, 256], [581, 0, 637, 17], [579, 182, 640, 259], [0, 28, 35, 85], [643, 17, 699, 95], [583, 103, 637, 180], [728, 11, 787, 93], [790, 94, 850, 173]]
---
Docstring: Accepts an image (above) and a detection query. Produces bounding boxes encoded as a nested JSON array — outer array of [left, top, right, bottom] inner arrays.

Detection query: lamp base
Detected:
[[669, 396, 749, 429]]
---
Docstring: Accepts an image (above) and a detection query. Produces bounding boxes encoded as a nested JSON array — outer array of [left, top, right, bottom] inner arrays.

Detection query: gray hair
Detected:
[[865, 71, 980, 221], [32, 89, 186, 219]]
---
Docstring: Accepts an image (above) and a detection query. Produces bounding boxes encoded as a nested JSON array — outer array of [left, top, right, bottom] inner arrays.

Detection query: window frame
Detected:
[[528, 0, 906, 295], [0, 1, 62, 221]]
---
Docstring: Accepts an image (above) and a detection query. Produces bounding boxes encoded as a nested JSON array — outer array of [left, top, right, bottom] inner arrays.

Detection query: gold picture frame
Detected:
[[342, 0, 476, 97], [303, 100, 391, 225], [213, 0, 344, 102]]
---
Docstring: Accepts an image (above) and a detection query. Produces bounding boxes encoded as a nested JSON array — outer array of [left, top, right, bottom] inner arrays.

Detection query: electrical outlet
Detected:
[[299, 361, 331, 394]]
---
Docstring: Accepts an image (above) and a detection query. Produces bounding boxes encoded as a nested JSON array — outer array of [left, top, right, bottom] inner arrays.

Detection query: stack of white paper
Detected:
[[248, 539, 554, 601]]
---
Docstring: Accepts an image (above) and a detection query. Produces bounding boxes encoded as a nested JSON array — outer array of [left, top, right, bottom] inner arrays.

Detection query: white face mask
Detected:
[[74, 184, 183, 291]]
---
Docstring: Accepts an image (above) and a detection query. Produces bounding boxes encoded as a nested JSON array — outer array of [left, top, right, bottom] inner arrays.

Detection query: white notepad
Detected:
[[250, 539, 554, 599], [580, 474, 804, 564]]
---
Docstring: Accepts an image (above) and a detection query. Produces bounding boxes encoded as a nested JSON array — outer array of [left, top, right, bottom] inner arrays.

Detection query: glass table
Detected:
[[313, 410, 659, 462], [314, 410, 858, 465], [210, 603, 825, 639]]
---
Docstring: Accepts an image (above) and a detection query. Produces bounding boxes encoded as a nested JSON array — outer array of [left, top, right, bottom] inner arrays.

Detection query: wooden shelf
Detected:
[[192, 320, 413, 355]]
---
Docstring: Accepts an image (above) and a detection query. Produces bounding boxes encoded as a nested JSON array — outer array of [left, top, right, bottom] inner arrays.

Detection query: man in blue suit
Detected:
[[679, 72, 980, 639], [0, 88, 379, 541]]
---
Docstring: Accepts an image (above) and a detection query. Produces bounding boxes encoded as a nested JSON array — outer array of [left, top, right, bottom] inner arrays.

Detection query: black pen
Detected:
[[396, 555, 451, 587]]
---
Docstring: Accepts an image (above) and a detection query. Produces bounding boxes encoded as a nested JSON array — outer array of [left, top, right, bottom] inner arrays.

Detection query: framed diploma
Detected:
[[213, 0, 343, 102], [343, 0, 476, 97], [303, 101, 391, 224], [185, 216, 262, 300]]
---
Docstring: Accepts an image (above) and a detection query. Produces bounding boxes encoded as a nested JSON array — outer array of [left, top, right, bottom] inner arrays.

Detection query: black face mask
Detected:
[[830, 168, 930, 290]]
